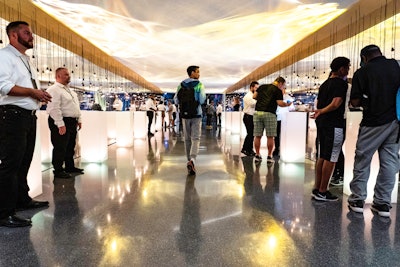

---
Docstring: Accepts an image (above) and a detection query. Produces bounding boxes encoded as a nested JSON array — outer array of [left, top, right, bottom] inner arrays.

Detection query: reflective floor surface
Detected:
[[1, 125, 400, 267]]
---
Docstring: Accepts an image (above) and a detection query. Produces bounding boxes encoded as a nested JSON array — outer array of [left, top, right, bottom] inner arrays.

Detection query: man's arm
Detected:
[[311, 97, 343, 119], [8, 85, 52, 103]]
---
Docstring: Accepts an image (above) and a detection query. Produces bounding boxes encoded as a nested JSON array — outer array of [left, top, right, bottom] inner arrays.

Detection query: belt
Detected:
[[0, 105, 36, 115]]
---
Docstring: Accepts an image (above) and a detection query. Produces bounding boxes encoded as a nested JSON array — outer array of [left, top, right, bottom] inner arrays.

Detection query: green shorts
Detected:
[[253, 111, 277, 137]]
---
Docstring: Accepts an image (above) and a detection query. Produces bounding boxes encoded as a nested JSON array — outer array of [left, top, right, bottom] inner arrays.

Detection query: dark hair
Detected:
[[187, 65, 199, 76], [250, 81, 259, 88], [274, 76, 286, 84], [360, 44, 382, 58], [330, 57, 350, 72], [6, 21, 29, 36]]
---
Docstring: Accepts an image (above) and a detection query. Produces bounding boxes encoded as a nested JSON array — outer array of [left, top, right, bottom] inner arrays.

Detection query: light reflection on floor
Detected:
[[1, 125, 400, 266]]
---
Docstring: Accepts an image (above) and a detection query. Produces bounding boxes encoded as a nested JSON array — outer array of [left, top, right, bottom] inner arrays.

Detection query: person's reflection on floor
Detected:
[[371, 215, 395, 265], [251, 161, 276, 214], [51, 178, 85, 264], [0, 227, 40, 265], [310, 200, 342, 266], [176, 176, 202, 265], [241, 156, 254, 197], [347, 212, 367, 266]]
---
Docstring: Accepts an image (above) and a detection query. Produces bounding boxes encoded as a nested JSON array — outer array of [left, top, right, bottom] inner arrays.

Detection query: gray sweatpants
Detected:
[[182, 117, 202, 161], [349, 120, 400, 205]]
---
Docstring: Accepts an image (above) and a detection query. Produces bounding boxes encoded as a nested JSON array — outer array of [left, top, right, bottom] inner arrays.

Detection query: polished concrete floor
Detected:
[[2, 124, 400, 267]]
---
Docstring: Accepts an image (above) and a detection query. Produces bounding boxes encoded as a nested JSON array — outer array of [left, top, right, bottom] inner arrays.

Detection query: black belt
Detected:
[[0, 105, 36, 115]]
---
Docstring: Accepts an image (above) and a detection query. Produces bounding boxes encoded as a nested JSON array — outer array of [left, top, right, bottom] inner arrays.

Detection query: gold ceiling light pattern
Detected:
[[31, 0, 345, 92], [0, 0, 162, 93]]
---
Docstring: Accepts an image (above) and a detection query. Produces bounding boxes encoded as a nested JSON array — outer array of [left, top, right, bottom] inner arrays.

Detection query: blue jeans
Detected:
[[349, 120, 400, 205], [182, 117, 202, 161]]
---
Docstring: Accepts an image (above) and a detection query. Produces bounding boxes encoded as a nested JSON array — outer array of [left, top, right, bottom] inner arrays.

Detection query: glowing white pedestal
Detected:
[[80, 111, 108, 162], [133, 111, 147, 139], [225, 112, 232, 132], [27, 117, 43, 198], [37, 110, 52, 163], [106, 111, 116, 140], [344, 112, 398, 203], [231, 112, 241, 135], [115, 111, 134, 147], [280, 112, 307, 162]]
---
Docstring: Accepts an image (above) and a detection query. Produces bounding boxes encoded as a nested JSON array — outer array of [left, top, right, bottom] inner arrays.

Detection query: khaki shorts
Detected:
[[253, 111, 277, 137]]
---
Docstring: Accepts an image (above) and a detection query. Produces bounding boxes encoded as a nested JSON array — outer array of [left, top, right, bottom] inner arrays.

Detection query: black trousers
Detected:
[[0, 105, 35, 216], [274, 120, 282, 155], [217, 113, 221, 125], [48, 117, 78, 172], [147, 111, 154, 133], [206, 114, 213, 126], [242, 114, 254, 152]]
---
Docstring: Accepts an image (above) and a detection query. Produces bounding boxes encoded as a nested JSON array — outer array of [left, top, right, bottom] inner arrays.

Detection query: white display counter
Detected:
[[280, 112, 307, 162], [80, 111, 108, 162], [231, 112, 242, 135], [115, 111, 134, 147], [133, 111, 147, 139], [344, 111, 398, 203]]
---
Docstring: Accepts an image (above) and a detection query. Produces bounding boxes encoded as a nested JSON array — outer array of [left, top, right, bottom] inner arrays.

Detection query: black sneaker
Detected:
[[311, 188, 319, 199], [267, 156, 274, 163], [187, 160, 196, 175], [330, 177, 344, 186], [254, 155, 262, 162], [348, 200, 364, 213], [371, 204, 391, 217], [314, 190, 338, 202], [241, 149, 250, 156]]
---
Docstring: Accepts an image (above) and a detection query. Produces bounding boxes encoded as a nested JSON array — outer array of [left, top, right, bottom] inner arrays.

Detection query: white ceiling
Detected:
[[29, 0, 358, 93]]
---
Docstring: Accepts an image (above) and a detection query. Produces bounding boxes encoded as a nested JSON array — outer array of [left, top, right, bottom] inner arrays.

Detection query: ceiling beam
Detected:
[[225, 0, 400, 93], [0, 0, 162, 93]]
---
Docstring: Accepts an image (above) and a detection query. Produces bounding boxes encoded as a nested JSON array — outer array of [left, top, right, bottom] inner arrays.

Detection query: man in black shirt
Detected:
[[348, 45, 400, 217], [253, 77, 291, 163], [311, 57, 350, 202]]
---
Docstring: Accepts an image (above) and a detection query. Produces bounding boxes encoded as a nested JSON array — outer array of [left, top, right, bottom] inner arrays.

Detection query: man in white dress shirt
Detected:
[[241, 81, 259, 156], [47, 68, 83, 179], [0, 21, 52, 227]]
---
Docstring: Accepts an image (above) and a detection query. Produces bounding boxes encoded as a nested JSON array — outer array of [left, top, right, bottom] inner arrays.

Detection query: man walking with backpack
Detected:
[[174, 66, 206, 175]]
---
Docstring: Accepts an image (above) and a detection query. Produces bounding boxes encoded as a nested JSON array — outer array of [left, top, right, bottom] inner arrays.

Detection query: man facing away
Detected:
[[0, 21, 52, 227], [174, 66, 206, 175], [253, 77, 291, 163], [311, 57, 350, 202], [241, 81, 259, 157], [348, 45, 400, 217], [146, 94, 157, 136], [46, 67, 84, 179], [216, 101, 223, 126]]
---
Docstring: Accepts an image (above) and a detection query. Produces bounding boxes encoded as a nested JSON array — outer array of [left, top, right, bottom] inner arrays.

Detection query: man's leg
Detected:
[[267, 136, 274, 158], [17, 115, 37, 205], [273, 120, 281, 156], [373, 121, 399, 206], [190, 117, 202, 160], [64, 120, 78, 170], [254, 136, 261, 155], [49, 117, 68, 173], [182, 119, 192, 161]]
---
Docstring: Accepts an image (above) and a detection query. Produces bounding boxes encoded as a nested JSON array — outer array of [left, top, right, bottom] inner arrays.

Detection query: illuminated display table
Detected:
[[280, 112, 307, 162]]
